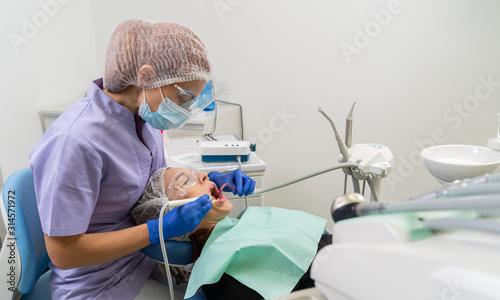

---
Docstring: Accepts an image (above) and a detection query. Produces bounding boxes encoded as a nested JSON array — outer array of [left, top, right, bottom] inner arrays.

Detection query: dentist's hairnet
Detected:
[[132, 167, 169, 226], [104, 19, 212, 92]]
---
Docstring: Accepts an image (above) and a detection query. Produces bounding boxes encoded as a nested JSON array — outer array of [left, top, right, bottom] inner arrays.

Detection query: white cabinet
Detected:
[[39, 102, 73, 132]]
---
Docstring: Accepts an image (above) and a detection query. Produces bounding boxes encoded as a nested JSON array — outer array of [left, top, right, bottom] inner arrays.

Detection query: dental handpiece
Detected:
[[168, 183, 236, 207], [345, 102, 356, 148], [167, 197, 211, 207], [318, 107, 351, 161], [345, 102, 360, 194]]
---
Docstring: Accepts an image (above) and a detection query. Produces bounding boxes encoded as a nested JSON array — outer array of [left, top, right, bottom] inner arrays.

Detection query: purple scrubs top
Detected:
[[30, 79, 166, 299]]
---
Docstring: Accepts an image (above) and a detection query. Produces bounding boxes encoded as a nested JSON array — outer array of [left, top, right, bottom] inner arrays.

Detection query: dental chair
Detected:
[[0, 168, 51, 300], [0, 168, 195, 300]]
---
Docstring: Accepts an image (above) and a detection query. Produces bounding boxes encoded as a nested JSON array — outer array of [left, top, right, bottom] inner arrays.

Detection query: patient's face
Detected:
[[164, 168, 233, 230]]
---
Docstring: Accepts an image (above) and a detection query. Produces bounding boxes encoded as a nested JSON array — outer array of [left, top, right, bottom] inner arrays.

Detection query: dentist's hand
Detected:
[[146, 195, 212, 245], [208, 169, 256, 197]]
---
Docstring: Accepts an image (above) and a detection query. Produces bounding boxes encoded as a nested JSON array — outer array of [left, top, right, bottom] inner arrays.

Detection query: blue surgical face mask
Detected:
[[138, 88, 191, 130]]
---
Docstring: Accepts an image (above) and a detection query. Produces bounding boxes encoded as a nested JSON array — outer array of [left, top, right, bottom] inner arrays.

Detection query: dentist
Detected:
[[29, 19, 254, 299]]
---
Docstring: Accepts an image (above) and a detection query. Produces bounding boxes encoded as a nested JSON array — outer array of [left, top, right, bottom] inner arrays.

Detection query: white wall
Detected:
[[2, 0, 499, 231], [88, 0, 500, 229], [0, 0, 98, 183]]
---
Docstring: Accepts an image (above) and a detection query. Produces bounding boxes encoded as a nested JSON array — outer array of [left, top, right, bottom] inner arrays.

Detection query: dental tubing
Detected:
[[253, 163, 359, 195], [159, 202, 176, 300], [352, 175, 500, 217], [236, 155, 249, 209], [423, 217, 500, 236], [357, 194, 500, 216], [332, 172, 500, 223], [407, 173, 500, 202], [408, 183, 500, 202]]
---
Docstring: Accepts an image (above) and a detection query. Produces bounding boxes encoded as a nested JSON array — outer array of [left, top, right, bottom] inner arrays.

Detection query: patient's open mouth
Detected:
[[210, 183, 221, 200]]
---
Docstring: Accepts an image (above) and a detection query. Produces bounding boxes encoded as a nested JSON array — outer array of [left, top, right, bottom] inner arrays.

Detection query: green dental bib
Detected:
[[185, 207, 327, 299]]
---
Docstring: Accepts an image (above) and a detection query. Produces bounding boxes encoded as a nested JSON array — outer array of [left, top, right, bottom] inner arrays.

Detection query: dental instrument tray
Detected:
[[196, 140, 251, 162]]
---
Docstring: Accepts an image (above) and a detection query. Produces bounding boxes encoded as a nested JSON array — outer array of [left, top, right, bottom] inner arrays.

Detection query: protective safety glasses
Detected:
[[173, 84, 197, 110], [173, 81, 215, 112], [173, 81, 215, 130], [167, 167, 201, 200]]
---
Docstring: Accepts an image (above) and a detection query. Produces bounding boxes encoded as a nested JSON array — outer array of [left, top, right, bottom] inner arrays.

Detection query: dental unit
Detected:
[[157, 108, 500, 300], [305, 113, 500, 300]]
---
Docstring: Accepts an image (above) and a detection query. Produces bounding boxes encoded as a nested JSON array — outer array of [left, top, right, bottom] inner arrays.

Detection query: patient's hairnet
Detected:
[[132, 167, 194, 241], [104, 19, 212, 92], [132, 167, 170, 226]]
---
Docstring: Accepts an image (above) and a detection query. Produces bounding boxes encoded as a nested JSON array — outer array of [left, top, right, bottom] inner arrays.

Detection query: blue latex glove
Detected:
[[208, 169, 256, 197], [146, 195, 213, 245]]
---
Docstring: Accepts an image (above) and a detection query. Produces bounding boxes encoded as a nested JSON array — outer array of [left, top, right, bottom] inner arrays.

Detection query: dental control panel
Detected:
[[195, 140, 251, 162]]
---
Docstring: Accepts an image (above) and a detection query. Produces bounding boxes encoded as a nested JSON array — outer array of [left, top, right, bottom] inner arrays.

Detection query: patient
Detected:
[[132, 167, 234, 245], [132, 167, 331, 300]]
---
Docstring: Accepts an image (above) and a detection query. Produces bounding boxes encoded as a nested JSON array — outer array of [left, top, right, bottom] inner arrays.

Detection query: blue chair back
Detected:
[[1, 168, 50, 297], [141, 241, 193, 265]]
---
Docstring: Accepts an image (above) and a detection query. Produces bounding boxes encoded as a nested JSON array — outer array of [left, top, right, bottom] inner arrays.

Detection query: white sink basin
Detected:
[[421, 144, 500, 183]]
